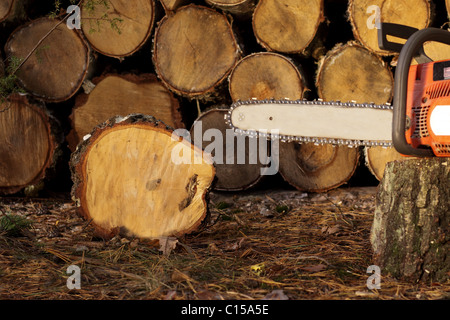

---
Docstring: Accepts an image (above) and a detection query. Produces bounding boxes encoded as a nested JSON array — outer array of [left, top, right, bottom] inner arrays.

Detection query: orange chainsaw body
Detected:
[[406, 60, 450, 157]]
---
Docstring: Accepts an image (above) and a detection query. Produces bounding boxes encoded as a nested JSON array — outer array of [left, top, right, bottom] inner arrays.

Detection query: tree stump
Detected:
[[348, 0, 433, 56], [190, 108, 266, 191], [67, 73, 183, 151], [152, 4, 240, 99], [80, 0, 155, 58], [371, 158, 449, 283], [70, 114, 215, 240], [252, 0, 324, 54], [4, 17, 91, 102], [0, 94, 61, 195]]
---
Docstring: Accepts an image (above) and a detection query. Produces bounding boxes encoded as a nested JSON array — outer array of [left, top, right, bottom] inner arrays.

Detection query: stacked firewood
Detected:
[[0, 0, 448, 239]]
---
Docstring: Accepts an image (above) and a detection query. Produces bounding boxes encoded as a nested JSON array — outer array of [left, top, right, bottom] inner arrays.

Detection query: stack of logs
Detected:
[[0, 0, 449, 243]]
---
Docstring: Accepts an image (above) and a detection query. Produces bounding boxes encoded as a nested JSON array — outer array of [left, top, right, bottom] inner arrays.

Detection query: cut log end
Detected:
[[153, 4, 240, 98], [70, 114, 215, 240], [278, 142, 360, 192], [190, 108, 266, 191], [67, 73, 183, 152], [316, 42, 393, 104], [348, 0, 433, 56], [364, 146, 406, 181], [252, 0, 324, 54], [371, 158, 449, 283], [81, 0, 155, 58], [229, 52, 306, 101], [5, 17, 90, 102], [0, 94, 60, 195], [0, 0, 14, 22]]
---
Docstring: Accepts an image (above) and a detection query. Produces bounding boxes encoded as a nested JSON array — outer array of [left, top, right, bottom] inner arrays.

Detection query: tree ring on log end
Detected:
[[70, 114, 215, 240]]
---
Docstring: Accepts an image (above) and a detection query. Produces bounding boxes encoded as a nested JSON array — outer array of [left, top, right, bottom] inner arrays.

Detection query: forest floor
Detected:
[[0, 186, 449, 300]]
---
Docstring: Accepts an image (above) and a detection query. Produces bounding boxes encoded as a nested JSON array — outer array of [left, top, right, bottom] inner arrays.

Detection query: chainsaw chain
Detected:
[[225, 99, 394, 148]]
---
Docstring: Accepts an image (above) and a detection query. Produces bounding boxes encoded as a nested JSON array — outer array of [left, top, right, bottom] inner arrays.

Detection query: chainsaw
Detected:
[[226, 23, 450, 157]]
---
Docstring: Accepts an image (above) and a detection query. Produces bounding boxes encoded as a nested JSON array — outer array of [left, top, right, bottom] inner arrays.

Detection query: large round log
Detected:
[[152, 4, 240, 99], [0, 94, 61, 195], [70, 114, 215, 240], [371, 158, 449, 283], [228, 52, 306, 101], [316, 41, 394, 104], [67, 73, 183, 151], [348, 0, 433, 56], [4, 17, 90, 102], [252, 0, 324, 54], [278, 142, 359, 193], [190, 108, 266, 191], [80, 0, 155, 58]]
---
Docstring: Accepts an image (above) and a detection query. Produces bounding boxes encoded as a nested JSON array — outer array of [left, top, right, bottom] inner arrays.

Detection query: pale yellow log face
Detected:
[[83, 127, 214, 239], [253, 0, 323, 53], [81, 0, 154, 57], [0, 102, 50, 187]]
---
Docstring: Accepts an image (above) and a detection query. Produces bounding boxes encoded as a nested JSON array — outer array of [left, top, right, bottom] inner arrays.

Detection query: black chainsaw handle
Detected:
[[393, 27, 450, 157]]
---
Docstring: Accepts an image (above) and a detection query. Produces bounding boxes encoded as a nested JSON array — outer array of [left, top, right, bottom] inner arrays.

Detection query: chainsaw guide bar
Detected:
[[226, 99, 394, 148]]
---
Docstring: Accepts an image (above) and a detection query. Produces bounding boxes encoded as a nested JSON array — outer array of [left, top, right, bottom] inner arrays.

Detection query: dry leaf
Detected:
[[159, 236, 178, 256]]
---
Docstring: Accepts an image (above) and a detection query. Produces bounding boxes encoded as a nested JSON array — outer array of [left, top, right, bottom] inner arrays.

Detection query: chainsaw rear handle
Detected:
[[393, 27, 450, 157]]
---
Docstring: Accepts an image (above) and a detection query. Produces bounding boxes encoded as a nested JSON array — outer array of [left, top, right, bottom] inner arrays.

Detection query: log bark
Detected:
[[371, 158, 449, 283], [348, 0, 433, 56], [205, 0, 256, 19], [190, 108, 266, 191], [228, 52, 306, 101], [0, 94, 61, 195], [252, 0, 324, 54], [278, 142, 359, 193], [152, 4, 240, 99], [81, 0, 155, 58], [70, 114, 215, 240], [4, 17, 91, 102], [67, 73, 183, 152]]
